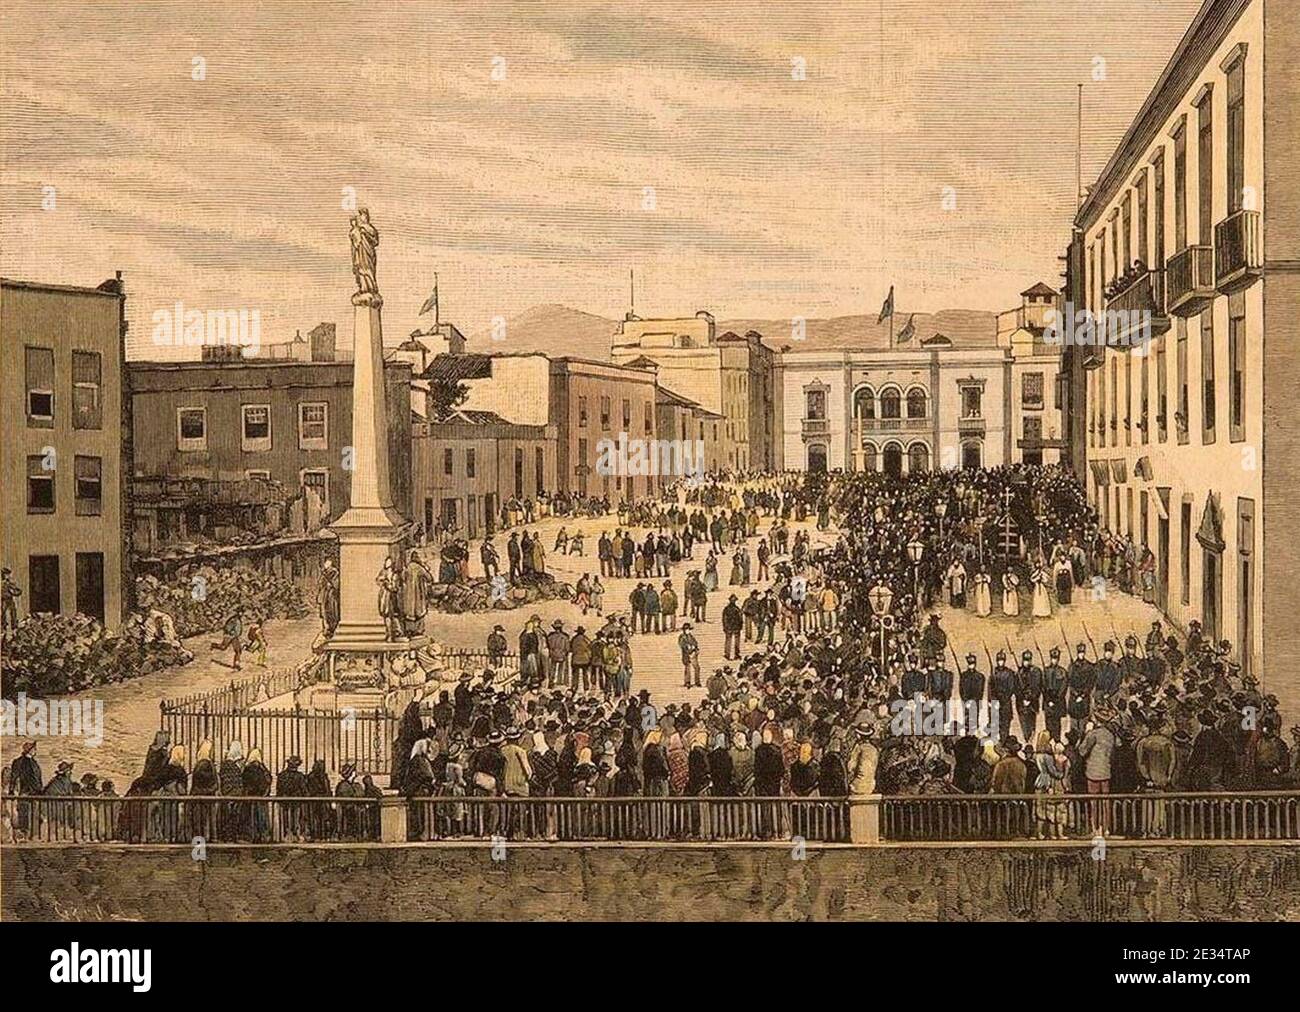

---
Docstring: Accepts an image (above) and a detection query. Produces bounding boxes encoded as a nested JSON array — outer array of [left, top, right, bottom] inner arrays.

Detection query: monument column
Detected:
[[322, 209, 418, 659]]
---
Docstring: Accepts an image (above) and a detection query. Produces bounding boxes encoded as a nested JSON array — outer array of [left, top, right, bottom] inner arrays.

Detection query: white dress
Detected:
[[1031, 569, 1052, 618], [1001, 574, 1021, 617], [974, 574, 992, 617]]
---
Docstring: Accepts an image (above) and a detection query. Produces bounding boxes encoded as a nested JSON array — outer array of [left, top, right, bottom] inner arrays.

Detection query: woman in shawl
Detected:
[[405, 739, 436, 841], [666, 732, 690, 796], [218, 738, 245, 837], [1032, 729, 1068, 839], [391, 700, 425, 795], [188, 738, 220, 840], [241, 747, 273, 843], [703, 551, 719, 593], [305, 758, 334, 840], [149, 744, 189, 843]]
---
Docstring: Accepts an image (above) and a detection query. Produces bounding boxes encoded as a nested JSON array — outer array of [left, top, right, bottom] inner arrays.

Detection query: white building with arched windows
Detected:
[[775, 302, 1063, 475]]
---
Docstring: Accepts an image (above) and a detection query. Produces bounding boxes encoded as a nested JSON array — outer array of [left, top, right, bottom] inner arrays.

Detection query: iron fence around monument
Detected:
[[158, 650, 521, 779]]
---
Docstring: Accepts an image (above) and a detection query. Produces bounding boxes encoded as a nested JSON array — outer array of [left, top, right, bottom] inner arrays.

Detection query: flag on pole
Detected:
[[418, 273, 439, 318], [897, 313, 916, 343], [877, 285, 894, 324]]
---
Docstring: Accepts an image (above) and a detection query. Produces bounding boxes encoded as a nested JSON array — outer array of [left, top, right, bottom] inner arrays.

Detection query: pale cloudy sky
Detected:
[[0, 0, 1204, 358]]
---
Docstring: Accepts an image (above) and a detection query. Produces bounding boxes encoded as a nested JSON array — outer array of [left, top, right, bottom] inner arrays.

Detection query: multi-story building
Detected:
[[549, 357, 660, 501], [2, 275, 130, 626], [779, 337, 1048, 475], [130, 343, 413, 544], [1074, 0, 1299, 699], [612, 312, 775, 471], [654, 385, 725, 477], [410, 409, 556, 538], [996, 283, 1068, 466]]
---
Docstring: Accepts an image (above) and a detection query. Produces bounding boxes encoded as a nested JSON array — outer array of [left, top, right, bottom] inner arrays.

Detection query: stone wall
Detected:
[[5, 843, 1299, 922]]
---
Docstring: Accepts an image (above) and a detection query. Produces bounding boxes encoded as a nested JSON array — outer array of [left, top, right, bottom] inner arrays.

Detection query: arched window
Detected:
[[883, 441, 904, 477], [906, 388, 928, 419], [880, 387, 901, 419], [862, 443, 878, 472], [853, 386, 875, 419], [908, 442, 930, 473]]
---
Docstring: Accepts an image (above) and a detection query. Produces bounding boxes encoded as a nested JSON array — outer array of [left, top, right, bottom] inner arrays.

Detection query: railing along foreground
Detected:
[[881, 791, 1300, 842], [3, 795, 382, 844], [406, 796, 852, 843], [5, 792, 1296, 846]]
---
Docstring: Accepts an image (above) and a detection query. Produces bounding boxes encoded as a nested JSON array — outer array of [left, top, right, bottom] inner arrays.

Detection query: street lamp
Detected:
[[935, 499, 948, 541], [907, 538, 924, 610], [868, 582, 895, 677]]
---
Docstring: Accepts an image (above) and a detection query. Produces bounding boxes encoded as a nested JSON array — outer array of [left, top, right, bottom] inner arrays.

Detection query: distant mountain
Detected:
[[468, 304, 998, 358], [466, 304, 618, 358]]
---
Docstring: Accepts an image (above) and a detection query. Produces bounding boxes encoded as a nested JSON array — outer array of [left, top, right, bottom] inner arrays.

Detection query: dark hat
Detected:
[[552, 620, 564, 629], [1021, 651, 1033, 662], [1049, 647, 1061, 658], [1002, 736, 1021, 752], [57, 761, 74, 773], [286, 756, 302, 768]]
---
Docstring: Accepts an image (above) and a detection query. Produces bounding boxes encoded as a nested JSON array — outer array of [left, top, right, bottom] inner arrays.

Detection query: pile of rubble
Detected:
[[2, 612, 194, 698], [425, 575, 574, 614], [135, 565, 309, 638]]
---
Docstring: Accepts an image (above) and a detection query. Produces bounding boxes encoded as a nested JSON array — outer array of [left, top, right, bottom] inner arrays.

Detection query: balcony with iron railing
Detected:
[[1166, 244, 1215, 317], [1104, 265, 1170, 347], [1215, 208, 1262, 294], [801, 416, 830, 439], [957, 414, 986, 436], [854, 415, 928, 439]]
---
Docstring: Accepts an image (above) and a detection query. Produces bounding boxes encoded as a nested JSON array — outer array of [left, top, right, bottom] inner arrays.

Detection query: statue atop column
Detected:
[[349, 208, 380, 304]]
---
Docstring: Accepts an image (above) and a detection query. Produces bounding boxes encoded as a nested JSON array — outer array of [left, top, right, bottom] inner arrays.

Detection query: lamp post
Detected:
[[868, 582, 895, 676], [935, 499, 948, 541], [907, 538, 924, 611]]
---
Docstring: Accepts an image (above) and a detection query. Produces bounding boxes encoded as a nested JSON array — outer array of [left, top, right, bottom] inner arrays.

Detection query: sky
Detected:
[[0, 0, 1206, 358]]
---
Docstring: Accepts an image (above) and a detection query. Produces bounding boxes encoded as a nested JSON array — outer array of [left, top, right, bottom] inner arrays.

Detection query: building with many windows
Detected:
[[2, 275, 130, 626], [129, 350, 413, 545], [1070, 0, 1300, 697], [612, 311, 776, 471]]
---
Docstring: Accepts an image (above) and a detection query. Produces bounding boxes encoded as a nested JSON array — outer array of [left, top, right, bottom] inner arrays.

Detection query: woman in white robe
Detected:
[[1001, 570, 1021, 617], [973, 570, 993, 618], [1030, 565, 1053, 619]]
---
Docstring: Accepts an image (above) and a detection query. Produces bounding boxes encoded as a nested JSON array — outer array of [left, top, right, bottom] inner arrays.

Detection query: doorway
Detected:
[[807, 444, 828, 473], [883, 442, 903, 477], [75, 552, 105, 623], [28, 555, 60, 614]]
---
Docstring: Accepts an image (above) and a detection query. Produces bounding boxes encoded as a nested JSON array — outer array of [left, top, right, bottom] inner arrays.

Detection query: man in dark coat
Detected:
[[1042, 647, 1069, 740], [276, 756, 309, 841], [1067, 644, 1095, 724], [989, 651, 1016, 743], [9, 741, 42, 836], [1014, 651, 1042, 743], [753, 730, 785, 796], [1186, 709, 1237, 790], [958, 654, 985, 717]]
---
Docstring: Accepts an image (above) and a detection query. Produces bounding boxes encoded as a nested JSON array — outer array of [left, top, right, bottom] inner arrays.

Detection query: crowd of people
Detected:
[[6, 466, 1298, 845]]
